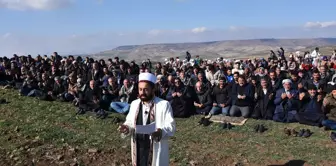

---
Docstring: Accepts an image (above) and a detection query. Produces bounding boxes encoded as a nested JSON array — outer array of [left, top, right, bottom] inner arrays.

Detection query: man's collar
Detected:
[[141, 98, 155, 106]]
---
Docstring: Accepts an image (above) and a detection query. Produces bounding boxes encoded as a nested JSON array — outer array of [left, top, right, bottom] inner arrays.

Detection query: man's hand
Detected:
[[299, 92, 305, 100], [281, 93, 287, 99], [317, 95, 322, 102], [323, 99, 329, 107], [287, 93, 293, 99], [213, 103, 217, 107], [172, 92, 177, 97], [48, 91, 53, 95], [94, 99, 100, 104], [102, 90, 107, 94], [269, 93, 273, 100], [220, 104, 225, 108], [237, 95, 242, 99], [151, 128, 162, 142], [177, 92, 182, 97], [118, 124, 129, 134], [241, 95, 246, 99]]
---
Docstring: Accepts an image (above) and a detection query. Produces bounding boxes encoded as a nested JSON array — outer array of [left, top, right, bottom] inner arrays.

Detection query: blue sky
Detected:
[[0, 0, 336, 55]]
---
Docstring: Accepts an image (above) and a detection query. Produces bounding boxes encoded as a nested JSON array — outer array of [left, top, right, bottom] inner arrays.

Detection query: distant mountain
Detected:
[[90, 38, 336, 61]]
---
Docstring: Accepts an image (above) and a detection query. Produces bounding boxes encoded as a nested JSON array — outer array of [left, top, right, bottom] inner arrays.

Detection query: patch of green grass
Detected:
[[0, 88, 336, 165]]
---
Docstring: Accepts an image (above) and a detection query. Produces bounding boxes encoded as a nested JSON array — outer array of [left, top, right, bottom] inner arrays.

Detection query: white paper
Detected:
[[135, 122, 156, 134]]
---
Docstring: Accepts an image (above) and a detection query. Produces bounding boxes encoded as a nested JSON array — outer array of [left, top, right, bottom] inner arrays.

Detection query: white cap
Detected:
[[139, 72, 157, 84], [282, 79, 292, 84], [156, 74, 163, 80]]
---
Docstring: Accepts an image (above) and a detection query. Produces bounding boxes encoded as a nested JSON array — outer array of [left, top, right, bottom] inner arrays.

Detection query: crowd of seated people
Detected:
[[1, 48, 336, 141]]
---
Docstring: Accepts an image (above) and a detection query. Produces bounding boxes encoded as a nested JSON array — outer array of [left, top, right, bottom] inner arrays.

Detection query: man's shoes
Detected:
[[222, 123, 233, 130], [330, 132, 336, 142], [227, 123, 233, 130], [202, 118, 211, 126], [298, 129, 306, 137], [100, 110, 108, 119], [96, 109, 108, 119], [255, 124, 266, 133], [198, 117, 205, 125], [284, 128, 291, 136], [302, 129, 312, 138], [205, 113, 212, 119], [222, 123, 228, 129], [291, 129, 299, 137], [258, 125, 266, 133], [255, 125, 260, 132], [76, 108, 85, 115]]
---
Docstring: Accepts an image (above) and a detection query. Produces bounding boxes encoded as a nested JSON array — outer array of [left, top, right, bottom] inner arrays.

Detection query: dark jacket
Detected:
[[212, 84, 231, 106], [231, 83, 254, 106], [195, 89, 212, 107], [167, 85, 194, 117]]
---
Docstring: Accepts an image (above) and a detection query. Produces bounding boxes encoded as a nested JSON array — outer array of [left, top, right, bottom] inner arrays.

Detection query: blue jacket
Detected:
[[274, 88, 299, 114]]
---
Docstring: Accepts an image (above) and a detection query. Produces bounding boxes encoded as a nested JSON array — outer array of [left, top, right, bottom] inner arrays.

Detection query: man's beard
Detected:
[[140, 93, 154, 102]]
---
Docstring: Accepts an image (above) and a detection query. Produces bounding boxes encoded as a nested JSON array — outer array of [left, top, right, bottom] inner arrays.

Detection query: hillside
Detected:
[[1, 88, 336, 165], [90, 38, 336, 61]]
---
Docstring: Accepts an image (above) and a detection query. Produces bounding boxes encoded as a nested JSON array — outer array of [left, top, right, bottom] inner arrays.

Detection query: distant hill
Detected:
[[89, 38, 336, 62]]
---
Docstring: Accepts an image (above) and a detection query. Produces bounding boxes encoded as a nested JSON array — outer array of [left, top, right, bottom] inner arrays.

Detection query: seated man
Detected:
[[229, 76, 254, 118], [101, 77, 119, 108], [20, 72, 38, 96], [295, 84, 325, 126], [252, 78, 275, 120], [38, 73, 54, 101], [273, 79, 299, 123], [166, 78, 194, 118], [322, 86, 336, 130], [51, 76, 66, 101], [194, 81, 212, 115], [110, 78, 136, 114], [63, 73, 77, 102], [206, 77, 231, 118], [78, 80, 106, 118]]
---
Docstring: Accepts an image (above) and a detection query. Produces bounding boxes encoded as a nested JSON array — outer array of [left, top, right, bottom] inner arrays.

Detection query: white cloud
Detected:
[[2, 32, 11, 39], [304, 21, 336, 28], [0, 0, 74, 10], [148, 29, 161, 36], [191, 27, 207, 33], [228, 26, 246, 31]]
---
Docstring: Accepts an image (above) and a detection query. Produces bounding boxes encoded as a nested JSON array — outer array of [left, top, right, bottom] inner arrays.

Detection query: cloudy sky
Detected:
[[0, 0, 336, 56]]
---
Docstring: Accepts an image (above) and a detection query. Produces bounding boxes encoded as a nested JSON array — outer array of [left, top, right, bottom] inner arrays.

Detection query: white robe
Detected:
[[124, 97, 176, 166]]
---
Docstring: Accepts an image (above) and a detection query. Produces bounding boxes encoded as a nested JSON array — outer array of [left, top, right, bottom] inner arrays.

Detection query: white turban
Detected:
[[139, 73, 157, 84], [282, 79, 292, 84]]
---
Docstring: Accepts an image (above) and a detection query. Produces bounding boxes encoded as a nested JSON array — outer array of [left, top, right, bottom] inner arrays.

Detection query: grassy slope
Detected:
[[0, 88, 335, 166]]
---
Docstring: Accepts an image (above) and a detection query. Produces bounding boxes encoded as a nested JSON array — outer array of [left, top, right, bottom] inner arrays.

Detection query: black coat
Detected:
[[212, 84, 231, 106], [253, 87, 275, 119], [166, 85, 194, 118]]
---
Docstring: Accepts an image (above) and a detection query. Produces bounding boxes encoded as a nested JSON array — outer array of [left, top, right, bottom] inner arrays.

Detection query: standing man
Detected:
[[118, 72, 176, 166]]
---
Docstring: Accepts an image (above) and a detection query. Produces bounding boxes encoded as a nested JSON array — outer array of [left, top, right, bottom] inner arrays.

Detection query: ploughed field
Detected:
[[0, 89, 335, 166]]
